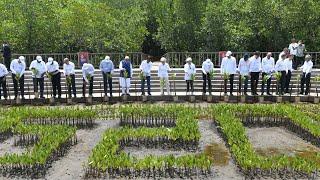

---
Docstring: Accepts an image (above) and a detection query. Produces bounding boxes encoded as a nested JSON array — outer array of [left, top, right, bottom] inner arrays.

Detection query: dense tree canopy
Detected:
[[0, 0, 320, 54]]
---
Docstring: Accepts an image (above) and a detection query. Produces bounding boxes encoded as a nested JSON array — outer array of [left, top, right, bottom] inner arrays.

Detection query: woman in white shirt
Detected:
[[184, 57, 196, 95], [158, 57, 171, 95]]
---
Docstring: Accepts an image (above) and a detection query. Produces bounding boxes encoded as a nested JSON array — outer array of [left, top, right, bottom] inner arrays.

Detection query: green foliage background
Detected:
[[1, 0, 319, 53]]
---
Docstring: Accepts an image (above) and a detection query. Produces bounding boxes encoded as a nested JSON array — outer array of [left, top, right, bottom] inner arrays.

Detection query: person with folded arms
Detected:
[[299, 55, 313, 95], [10, 56, 26, 100]]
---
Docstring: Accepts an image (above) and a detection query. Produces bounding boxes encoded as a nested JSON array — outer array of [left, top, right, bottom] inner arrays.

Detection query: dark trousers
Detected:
[[202, 73, 212, 94], [12, 74, 24, 98], [0, 76, 7, 99], [186, 80, 194, 93], [239, 75, 249, 94], [141, 76, 151, 95], [292, 56, 298, 70], [51, 73, 61, 97], [33, 78, 44, 97], [261, 73, 271, 94], [224, 74, 234, 94], [83, 77, 94, 97], [285, 70, 292, 93], [67, 74, 76, 98], [301, 73, 311, 95], [4, 57, 10, 70], [103, 72, 113, 96], [296, 56, 304, 68], [278, 71, 286, 94], [250, 72, 260, 95]]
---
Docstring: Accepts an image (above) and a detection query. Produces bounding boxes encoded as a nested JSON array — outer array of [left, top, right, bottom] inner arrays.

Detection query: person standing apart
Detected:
[[299, 55, 313, 95], [0, 62, 8, 100], [284, 54, 293, 93], [261, 52, 275, 95], [184, 57, 196, 95], [238, 53, 250, 95], [29, 56, 46, 99], [275, 54, 287, 95], [82, 63, 95, 97], [158, 57, 171, 95], [119, 56, 133, 96], [249, 51, 262, 95], [221, 51, 237, 96], [139, 56, 153, 96], [10, 56, 26, 99], [46, 57, 61, 99], [100, 56, 114, 97], [202, 58, 214, 95], [63, 58, 77, 98], [296, 40, 306, 68], [288, 38, 298, 69], [1, 42, 11, 70]]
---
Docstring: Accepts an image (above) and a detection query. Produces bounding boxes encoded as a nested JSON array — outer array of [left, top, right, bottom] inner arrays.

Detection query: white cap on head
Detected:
[[206, 58, 211, 62], [105, 56, 110, 60], [19, 56, 25, 61], [267, 52, 272, 56], [36, 56, 42, 61], [305, 54, 312, 60], [125, 56, 130, 60], [48, 57, 53, 63], [226, 51, 232, 57], [186, 57, 192, 62], [160, 57, 166, 62]]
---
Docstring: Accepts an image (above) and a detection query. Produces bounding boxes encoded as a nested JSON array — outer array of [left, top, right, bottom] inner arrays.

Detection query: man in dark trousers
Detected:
[[299, 55, 313, 95], [46, 57, 62, 98], [10, 56, 26, 99], [99, 56, 114, 97], [2, 42, 11, 70]]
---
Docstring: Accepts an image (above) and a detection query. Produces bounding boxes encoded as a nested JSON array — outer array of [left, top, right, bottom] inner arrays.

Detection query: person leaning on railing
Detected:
[[184, 57, 196, 95], [139, 55, 152, 96], [221, 51, 237, 96], [29, 56, 46, 99], [202, 58, 214, 95], [46, 57, 61, 99], [0, 62, 8, 100], [299, 54, 313, 95], [100, 56, 114, 97], [10, 56, 26, 100], [82, 62, 95, 97], [63, 58, 76, 98]]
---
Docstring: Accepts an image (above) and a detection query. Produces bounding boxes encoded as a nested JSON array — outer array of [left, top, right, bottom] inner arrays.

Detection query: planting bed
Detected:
[[0, 104, 319, 179]]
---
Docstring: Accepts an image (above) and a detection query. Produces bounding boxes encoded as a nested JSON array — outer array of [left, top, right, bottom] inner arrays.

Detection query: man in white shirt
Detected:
[[279, 48, 289, 60], [100, 56, 114, 97], [249, 51, 261, 95], [119, 56, 133, 96], [63, 58, 76, 98], [275, 53, 287, 95], [158, 57, 171, 95], [288, 38, 298, 70], [284, 54, 293, 93], [202, 58, 214, 95], [0, 63, 8, 100], [139, 56, 153, 96], [299, 55, 313, 95], [221, 51, 237, 96], [184, 57, 196, 95], [10, 56, 26, 99], [82, 63, 95, 97], [46, 57, 61, 98], [261, 52, 275, 95], [29, 56, 47, 99], [238, 53, 250, 95]]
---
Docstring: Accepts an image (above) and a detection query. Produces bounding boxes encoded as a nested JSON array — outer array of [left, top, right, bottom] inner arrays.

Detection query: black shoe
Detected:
[[299, 92, 304, 95], [261, 92, 264, 96], [121, 94, 125, 96], [305, 92, 308, 95], [58, 96, 61, 99], [230, 93, 233, 96], [14, 97, 17, 100], [126, 93, 130, 96], [110, 94, 113, 97], [148, 93, 151, 96], [267, 93, 272, 96], [141, 92, 145, 96], [40, 96, 45, 99]]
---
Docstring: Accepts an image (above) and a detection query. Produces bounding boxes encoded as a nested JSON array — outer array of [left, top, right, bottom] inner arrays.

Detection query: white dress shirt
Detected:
[[261, 57, 275, 73], [301, 61, 313, 74], [158, 63, 171, 78], [249, 56, 261, 72], [140, 60, 153, 76], [284, 59, 293, 72], [275, 58, 287, 72], [0, 64, 8, 77], [184, 63, 196, 80], [202, 59, 214, 74], [221, 56, 237, 74], [238, 58, 250, 76], [46, 61, 60, 74], [289, 43, 298, 55], [63, 62, 75, 76], [82, 63, 95, 83], [29, 60, 47, 78], [10, 59, 26, 75]]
